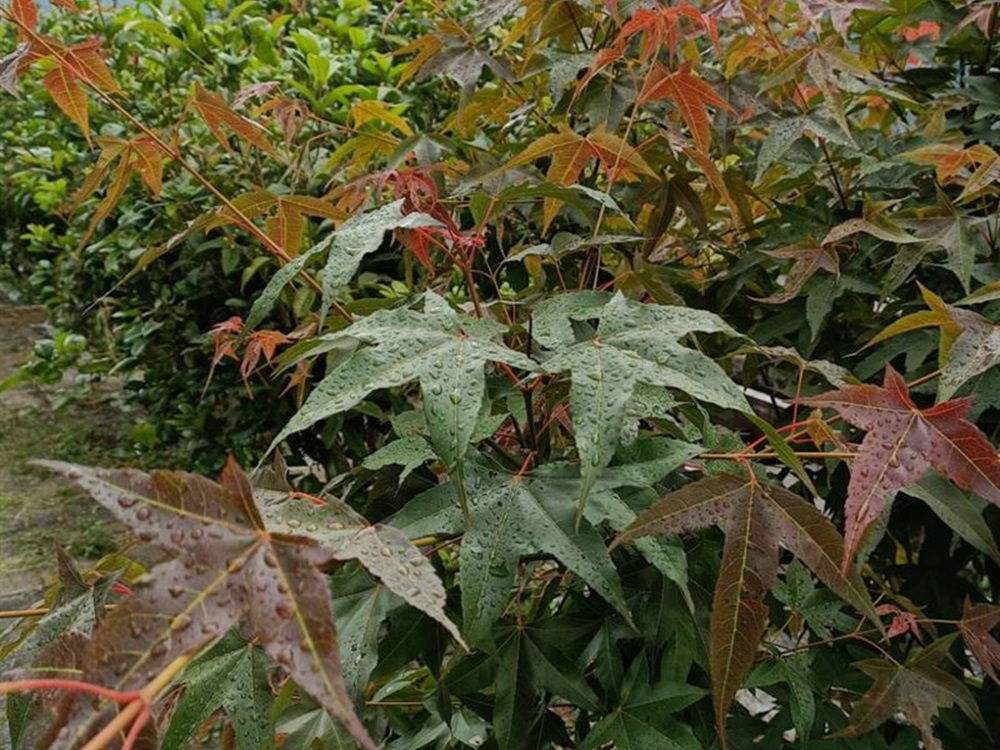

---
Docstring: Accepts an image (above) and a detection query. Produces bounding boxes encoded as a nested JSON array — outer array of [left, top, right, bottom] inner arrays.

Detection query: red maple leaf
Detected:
[[203, 315, 243, 396], [637, 62, 733, 153], [240, 328, 291, 383], [801, 365, 1000, 574]]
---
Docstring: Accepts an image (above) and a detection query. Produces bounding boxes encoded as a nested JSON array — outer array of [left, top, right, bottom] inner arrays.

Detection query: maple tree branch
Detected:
[[0, 607, 54, 618], [0, 605, 117, 619], [0, 651, 192, 750], [586, 65, 641, 289], [761, 627, 885, 659], [699, 450, 857, 461], [79, 652, 194, 750], [905, 368, 941, 389], [817, 137, 849, 211], [0, 679, 138, 703]]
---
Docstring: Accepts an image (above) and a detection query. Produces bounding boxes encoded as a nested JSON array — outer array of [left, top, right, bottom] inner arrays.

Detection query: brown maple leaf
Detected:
[[616, 473, 875, 748], [33, 458, 377, 749], [0, 43, 30, 96], [800, 365, 1000, 575], [753, 239, 839, 304], [834, 637, 987, 750], [959, 599, 1000, 684]]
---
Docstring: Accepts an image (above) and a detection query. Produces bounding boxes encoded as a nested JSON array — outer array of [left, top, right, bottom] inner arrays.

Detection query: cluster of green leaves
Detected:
[[4, 0, 1000, 748]]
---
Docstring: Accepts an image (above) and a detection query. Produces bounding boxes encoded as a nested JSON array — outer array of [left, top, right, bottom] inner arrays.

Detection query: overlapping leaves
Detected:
[[269, 292, 535, 479], [866, 284, 1000, 401], [534, 292, 751, 511], [390, 466, 632, 648], [23, 458, 463, 749], [834, 636, 988, 750]]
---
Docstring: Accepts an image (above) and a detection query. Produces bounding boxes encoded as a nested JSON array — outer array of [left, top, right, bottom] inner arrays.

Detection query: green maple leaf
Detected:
[[161, 632, 273, 750], [890, 208, 989, 295], [257, 488, 466, 649], [492, 624, 602, 750], [390, 467, 630, 647], [533, 292, 750, 513], [580, 656, 705, 750], [270, 292, 535, 501], [616, 473, 877, 748]]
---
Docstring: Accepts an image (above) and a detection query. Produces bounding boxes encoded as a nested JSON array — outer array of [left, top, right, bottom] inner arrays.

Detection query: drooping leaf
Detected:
[[242, 241, 328, 334], [800, 365, 1000, 573], [256, 490, 464, 648], [617, 473, 876, 747], [62, 39, 120, 94], [536, 292, 749, 511], [958, 599, 1000, 684], [270, 292, 535, 485], [68, 135, 168, 247], [43, 66, 89, 140], [33, 458, 377, 749], [834, 636, 987, 749], [332, 525, 465, 649]]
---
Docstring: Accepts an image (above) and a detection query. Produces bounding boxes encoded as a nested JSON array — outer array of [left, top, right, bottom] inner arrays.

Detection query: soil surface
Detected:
[[0, 304, 130, 611]]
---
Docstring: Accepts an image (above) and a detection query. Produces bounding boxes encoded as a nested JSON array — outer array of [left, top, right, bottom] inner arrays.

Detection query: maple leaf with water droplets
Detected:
[[801, 365, 1000, 574], [31, 458, 380, 749]]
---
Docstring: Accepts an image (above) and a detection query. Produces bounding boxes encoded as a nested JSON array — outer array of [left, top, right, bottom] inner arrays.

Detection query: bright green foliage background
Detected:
[[3, 0, 1000, 748]]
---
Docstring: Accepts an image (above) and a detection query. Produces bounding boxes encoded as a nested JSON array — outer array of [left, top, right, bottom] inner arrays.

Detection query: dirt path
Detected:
[[0, 305, 128, 610]]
